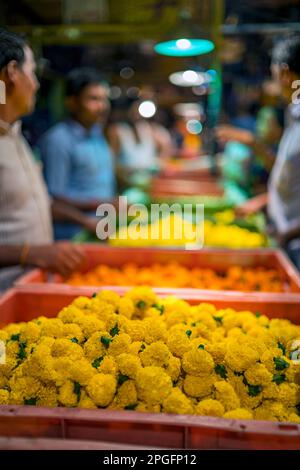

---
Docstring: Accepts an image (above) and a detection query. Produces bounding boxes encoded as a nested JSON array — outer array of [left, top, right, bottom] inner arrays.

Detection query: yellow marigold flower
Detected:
[[98, 355, 118, 376], [140, 341, 170, 368], [136, 366, 172, 404], [164, 302, 190, 328], [125, 287, 158, 316], [260, 349, 286, 372], [57, 305, 85, 324], [263, 382, 299, 407], [162, 388, 194, 415], [135, 402, 148, 412], [143, 307, 161, 319], [194, 312, 217, 332], [230, 375, 263, 410], [87, 373, 117, 407], [62, 324, 84, 343], [0, 357, 19, 378], [128, 341, 145, 356], [37, 385, 58, 407], [88, 299, 116, 321], [288, 413, 300, 423], [244, 364, 273, 386], [135, 402, 161, 413], [19, 322, 40, 344], [83, 332, 108, 361], [3, 323, 24, 336], [225, 340, 259, 372], [223, 408, 253, 420], [69, 358, 96, 386], [183, 374, 216, 398], [40, 318, 64, 338], [118, 297, 135, 319], [210, 329, 226, 343], [257, 315, 270, 327], [51, 338, 83, 360], [0, 389, 10, 405], [165, 355, 181, 382], [182, 348, 214, 376], [115, 380, 137, 408], [196, 303, 217, 315], [285, 363, 300, 383], [72, 296, 91, 309], [166, 331, 190, 358], [227, 328, 244, 339], [97, 290, 120, 308], [116, 353, 141, 379], [22, 348, 55, 383], [254, 401, 289, 422], [78, 391, 98, 409], [58, 380, 79, 407], [76, 315, 106, 339], [205, 342, 227, 363], [108, 333, 131, 357], [52, 357, 73, 386], [214, 381, 240, 411], [0, 376, 8, 389], [9, 376, 43, 405], [123, 320, 146, 342], [247, 327, 276, 349], [222, 312, 242, 332], [195, 399, 224, 417], [143, 318, 167, 344], [0, 330, 8, 342]]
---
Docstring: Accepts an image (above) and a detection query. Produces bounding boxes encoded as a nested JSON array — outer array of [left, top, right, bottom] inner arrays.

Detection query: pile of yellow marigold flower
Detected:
[[109, 213, 266, 249], [0, 287, 299, 422]]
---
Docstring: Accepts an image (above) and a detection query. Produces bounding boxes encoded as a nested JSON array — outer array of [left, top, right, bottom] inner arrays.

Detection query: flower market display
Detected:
[[67, 263, 290, 293], [0, 287, 299, 423]]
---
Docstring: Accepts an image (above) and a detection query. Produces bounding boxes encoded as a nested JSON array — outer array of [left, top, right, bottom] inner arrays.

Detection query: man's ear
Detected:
[[6, 60, 20, 84]]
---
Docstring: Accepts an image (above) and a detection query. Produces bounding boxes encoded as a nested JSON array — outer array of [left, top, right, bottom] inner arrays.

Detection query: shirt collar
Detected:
[[67, 118, 103, 138], [0, 119, 21, 136]]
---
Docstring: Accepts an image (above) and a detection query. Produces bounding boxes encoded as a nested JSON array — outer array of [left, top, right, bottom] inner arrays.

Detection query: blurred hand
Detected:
[[235, 200, 261, 218], [234, 192, 268, 218], [215, 125, 255, 147], [27, 242, 85, 278]]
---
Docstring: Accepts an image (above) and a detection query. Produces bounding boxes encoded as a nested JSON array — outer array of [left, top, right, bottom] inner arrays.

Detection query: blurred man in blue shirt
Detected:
[[38, 68, 116, 240]]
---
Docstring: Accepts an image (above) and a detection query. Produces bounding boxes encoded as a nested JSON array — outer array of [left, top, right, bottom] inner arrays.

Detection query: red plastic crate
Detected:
[[149, 177, 224, 197], [15, 246, 300, 300], [0, 288, 300, 449], [0, 405, 299, 450]]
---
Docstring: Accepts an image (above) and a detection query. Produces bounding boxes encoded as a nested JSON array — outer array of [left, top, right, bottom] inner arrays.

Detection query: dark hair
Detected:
[[272, 36, 300, 76], [66, 67, 107, 97], [0, 28, 28, 72]]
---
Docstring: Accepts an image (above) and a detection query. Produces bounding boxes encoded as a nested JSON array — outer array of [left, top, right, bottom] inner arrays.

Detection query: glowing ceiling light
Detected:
[[169, 70, 209, 87], [186, 120, 203, 135], [154, 39, 215, 57], [176, 38, 192, 50], [138, 101, 156, 118], [182, 70, 199, 84]]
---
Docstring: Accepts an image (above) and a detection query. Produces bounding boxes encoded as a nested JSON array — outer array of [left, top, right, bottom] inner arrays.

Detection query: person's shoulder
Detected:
[[39, 121, 72, 145]]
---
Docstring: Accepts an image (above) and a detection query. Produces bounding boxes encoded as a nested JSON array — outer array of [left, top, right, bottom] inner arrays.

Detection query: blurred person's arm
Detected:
[[235, 192, 268, 217], [216, 125, 276, 171], [0, 243, 84, 277]]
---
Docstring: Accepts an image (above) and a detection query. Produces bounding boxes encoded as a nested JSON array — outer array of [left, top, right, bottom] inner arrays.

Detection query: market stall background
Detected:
[[1, 0, 300, 451]]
